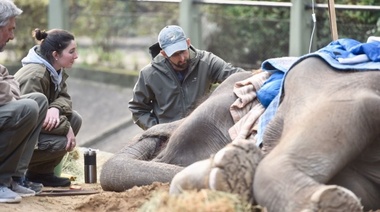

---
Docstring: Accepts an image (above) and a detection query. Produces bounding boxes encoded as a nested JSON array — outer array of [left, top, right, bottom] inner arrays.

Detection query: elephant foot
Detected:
[[170, 159, 212, 194], [209, 138, 263, 204], [302, 185, 363, 212]]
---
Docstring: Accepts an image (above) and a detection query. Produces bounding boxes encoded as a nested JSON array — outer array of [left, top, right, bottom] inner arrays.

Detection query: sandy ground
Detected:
[[0, 148, 252, 212], [1, 148, 170, 212], [1, 182, 170, 212]]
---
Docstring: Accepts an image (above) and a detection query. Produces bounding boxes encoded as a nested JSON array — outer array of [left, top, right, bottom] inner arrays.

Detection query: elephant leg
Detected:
[[170, 138, 263, 204], [209, 138, 263, 204], [307, 185, 362, 211], [329, 136, 380, 210], [170, 159, 212, 194], [254, 92, 380, 211], [329, 165, 380, 211], [254, 142, 364, 211]]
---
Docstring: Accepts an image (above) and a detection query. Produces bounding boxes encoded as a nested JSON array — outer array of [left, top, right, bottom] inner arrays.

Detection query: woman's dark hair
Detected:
[[33, 28, 75, 64]]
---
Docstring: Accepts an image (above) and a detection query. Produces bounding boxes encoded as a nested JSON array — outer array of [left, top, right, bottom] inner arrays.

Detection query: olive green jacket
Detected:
[[14, 64, 72, 136]]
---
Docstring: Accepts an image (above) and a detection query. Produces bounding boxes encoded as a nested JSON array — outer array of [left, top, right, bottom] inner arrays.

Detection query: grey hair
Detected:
[[0, 0, 22, 27]]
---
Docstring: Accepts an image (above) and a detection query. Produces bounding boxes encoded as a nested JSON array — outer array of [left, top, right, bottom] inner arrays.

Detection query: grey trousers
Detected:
[[27, 111, 82, 175], [0, 93, 48, 186]]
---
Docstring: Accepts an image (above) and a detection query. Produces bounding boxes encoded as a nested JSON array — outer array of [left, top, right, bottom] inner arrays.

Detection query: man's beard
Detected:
[[169, 58, 190, 71]]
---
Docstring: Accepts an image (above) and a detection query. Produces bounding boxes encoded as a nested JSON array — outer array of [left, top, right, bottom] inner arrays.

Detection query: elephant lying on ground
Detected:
[[170, 56, 380, 211], [100, 70, 261, 191], [101, 55, 380, 211]]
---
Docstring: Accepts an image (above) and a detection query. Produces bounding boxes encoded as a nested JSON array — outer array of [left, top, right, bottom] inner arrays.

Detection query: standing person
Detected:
[[0, 0, 48, 203], [14, 28, 82, 187], [129, 25, 247, 130]]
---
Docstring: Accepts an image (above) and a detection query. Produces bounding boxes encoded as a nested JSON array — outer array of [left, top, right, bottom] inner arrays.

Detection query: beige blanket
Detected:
[[228, 71, 270, 143]]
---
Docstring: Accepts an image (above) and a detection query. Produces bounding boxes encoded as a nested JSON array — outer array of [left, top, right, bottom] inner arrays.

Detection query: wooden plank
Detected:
[[328, 0, 339, 40], [35, 185, 99, 196], [36, 188, 99, 196]]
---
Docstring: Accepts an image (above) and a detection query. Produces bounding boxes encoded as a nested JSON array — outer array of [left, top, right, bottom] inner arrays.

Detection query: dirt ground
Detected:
[[0, 148, 256, 212], [1, 148, 171, 212], [2, 181, 265, 212], [2, 148, 378, 212], [1, 182, 170, 212]]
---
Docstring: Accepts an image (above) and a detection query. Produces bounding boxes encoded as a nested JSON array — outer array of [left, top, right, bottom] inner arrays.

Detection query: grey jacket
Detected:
[[128, 45, 246, 130], [0, 64, 20, 105]]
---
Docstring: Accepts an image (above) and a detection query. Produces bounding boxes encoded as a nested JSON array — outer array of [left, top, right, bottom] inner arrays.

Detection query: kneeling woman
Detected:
[[15, 28, 82, 187]]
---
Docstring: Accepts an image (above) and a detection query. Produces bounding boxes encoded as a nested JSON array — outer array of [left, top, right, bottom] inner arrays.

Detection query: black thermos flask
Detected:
[[84, 148, 97, 183]]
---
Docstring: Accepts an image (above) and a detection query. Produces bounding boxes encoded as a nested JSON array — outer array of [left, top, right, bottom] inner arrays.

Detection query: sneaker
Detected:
[[12, 177, 43, 194], [10, 181, 35, 197], [27, 173, 71, 187], [22, 180, 43, 194], [0, 186, 22, 203]]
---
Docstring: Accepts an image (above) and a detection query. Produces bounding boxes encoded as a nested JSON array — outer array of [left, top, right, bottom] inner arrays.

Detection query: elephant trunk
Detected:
[[100, 133, 177, 192], [100, 153, 184, 191], [117, 136, 163, 160]]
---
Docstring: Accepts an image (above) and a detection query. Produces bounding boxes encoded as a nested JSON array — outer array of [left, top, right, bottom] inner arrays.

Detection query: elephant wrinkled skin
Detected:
[[101, 56, 380, 211], [254, 57, 380, 211], [171, 57, 380, 211], [100, 70, 255, 191]]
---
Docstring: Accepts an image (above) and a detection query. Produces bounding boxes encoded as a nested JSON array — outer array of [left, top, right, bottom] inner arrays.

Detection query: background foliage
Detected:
[[8, 0, 380, 71]]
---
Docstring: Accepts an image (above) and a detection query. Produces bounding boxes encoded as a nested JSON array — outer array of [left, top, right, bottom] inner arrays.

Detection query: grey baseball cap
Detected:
[[158, 25, 188, 57]]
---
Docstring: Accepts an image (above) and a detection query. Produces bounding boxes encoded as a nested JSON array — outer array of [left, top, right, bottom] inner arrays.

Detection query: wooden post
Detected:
[[328, 0, 338, 40]]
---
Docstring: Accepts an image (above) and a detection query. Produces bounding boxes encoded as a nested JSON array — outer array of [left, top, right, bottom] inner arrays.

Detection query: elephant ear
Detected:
[[149, 42, 162, 60]]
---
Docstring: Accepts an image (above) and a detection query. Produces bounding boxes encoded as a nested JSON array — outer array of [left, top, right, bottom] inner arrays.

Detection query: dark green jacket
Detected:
[[128, 45, 246, 130]]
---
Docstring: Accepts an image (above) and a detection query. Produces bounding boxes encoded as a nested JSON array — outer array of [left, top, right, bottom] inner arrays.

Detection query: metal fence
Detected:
[[69, 0, 380, 70]]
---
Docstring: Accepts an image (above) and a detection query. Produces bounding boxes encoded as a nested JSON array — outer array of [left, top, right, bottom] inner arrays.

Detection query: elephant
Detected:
[[170, 56, 380, 211], [101, 55, 380, 211], [100, 70, 264, 191]]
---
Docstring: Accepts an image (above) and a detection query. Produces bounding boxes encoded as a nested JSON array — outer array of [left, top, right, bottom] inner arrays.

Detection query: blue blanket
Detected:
[[318, 38, 380, 63], [256, 57, 298, 107], [255, 38, 380, 147]]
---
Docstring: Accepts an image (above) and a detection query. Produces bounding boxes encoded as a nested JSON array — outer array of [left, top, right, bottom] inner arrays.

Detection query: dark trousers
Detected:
[[27, 111, 82, 175], [0, 93, 48, 186]]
